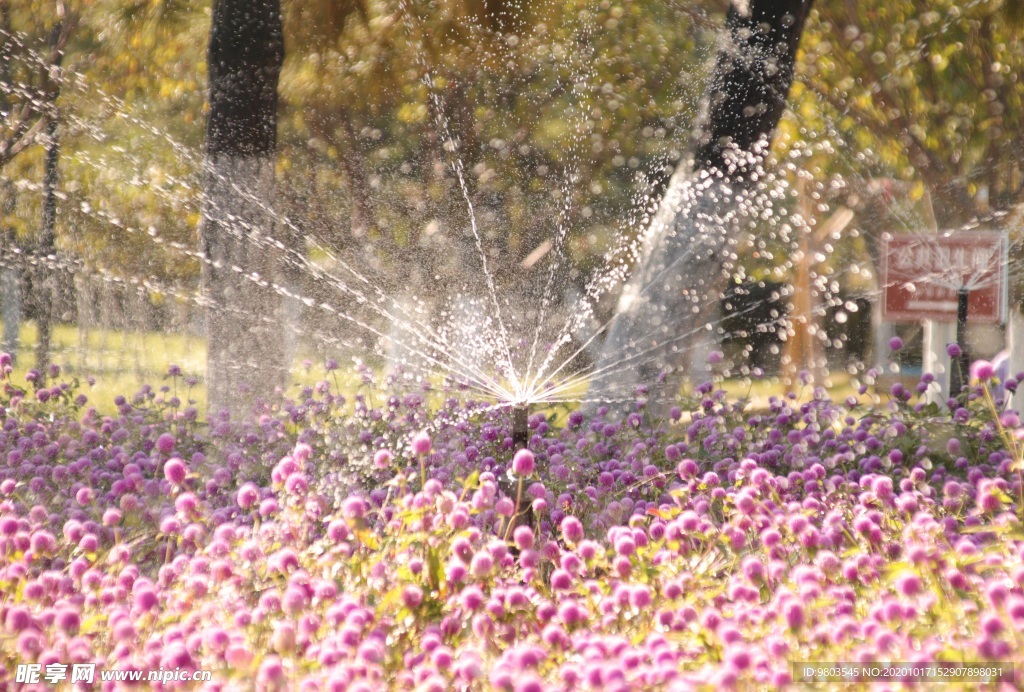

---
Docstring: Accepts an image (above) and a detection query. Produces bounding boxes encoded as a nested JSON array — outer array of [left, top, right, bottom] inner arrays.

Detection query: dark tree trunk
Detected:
[[0, 2, 19, 361], [588, 0, 813, 412], [35, 112, 59, 374], [34, 11, 70, 377], [200, 0, 286, 417]]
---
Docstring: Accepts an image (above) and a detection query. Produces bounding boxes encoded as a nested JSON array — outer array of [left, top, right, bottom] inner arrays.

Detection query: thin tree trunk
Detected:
[[0, 255, 19, 360], [200, 0, 285, 417], [35, 104, 59, 374], [0, 4, 20, 362], [588, 0, 813, 412], [1, 184, 19, 361]]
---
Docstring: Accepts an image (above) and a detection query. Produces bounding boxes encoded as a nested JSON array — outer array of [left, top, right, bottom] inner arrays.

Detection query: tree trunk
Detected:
[[587, 0, 813, 412], [1, 184, 19, 361], [200, 0, 286, 417], [35, 107, 59, 375], [0, 258, 19, 360]]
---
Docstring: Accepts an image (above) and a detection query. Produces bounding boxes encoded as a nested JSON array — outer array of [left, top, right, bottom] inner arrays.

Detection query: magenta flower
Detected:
[[512, 449, 536, 476], [971, 359, 995, 381], [156, 433, 176, 454], [164, 458, 188, 485], [412, 432, 432, 455]]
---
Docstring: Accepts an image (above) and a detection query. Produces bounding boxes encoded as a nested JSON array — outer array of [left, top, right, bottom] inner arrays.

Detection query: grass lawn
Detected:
[[1, 319, 884, 417]]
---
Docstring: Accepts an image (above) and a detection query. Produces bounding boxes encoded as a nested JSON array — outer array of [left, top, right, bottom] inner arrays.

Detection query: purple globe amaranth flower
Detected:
[[512, 449, 536, 476], [156, 433, 176, 454], [889, 336, 904, 351], [946, 343, 963, 358]]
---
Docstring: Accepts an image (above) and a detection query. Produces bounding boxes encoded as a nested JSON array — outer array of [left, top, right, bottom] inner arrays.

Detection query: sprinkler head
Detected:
[[512, 405, 529, 450]]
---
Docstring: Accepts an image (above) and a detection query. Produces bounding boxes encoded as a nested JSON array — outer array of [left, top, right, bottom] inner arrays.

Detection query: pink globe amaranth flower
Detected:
[[282, 587, 307, 615], [6, 606, 31, 631], [258, 655, 285, 684], [30, 530, 55, 554], [293, 443, 313, 463], [550, 569, 572, 590], [560, 516, 584, 543], [971, 359, 995, 381], [175, 492, 198, 515], [614, 536, 636, 557], [373, 449, 392, 469], [326, 519, 349, 542], [284, 473, 308, 495], [54, 610, 79, 634], [513, 525, 534, 551], [896, 571, 923, 597], [412, 432, 432, 455], [226, 644, 253, 668], [75, 487, 94, 506], [134, 589, 158, 611], [156, 433, 176, 454], [512, 449, 536, 476], [236, 483, 260, 509], [783, 601, 804, 629], [342, 496, 367, 520], [102, 508, 122, 527], [978, 490, 1002, 513], [163, 457, 188, 485], [470, 552, 494, 578], [494, 497, 515, 516], [742, 556, 765, 583], [402, 585, 424, 609]]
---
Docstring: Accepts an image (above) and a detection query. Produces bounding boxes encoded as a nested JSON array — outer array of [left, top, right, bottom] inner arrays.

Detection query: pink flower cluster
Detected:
[[0, 357, 1022, 689]]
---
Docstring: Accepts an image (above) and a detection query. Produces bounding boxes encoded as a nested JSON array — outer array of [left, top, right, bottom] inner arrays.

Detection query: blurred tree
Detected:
[[800, 0, 1024, 229], [199, 0, 285, 415], [781, 0, 1024, 369], [36, 1, 78, 374], [589, 0, 814, 409], [0, 0, 76, 367]]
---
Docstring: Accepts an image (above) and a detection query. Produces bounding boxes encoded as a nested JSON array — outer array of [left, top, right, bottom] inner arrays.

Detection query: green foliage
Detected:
[[3, 0, 1023, 331]]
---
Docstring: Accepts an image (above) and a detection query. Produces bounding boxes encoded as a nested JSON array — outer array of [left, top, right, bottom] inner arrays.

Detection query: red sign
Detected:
[[882, 231, 1008, 323]]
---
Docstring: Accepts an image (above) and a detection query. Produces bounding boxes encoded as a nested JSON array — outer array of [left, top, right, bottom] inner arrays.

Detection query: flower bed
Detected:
[[0, 353, 1022, 689]]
